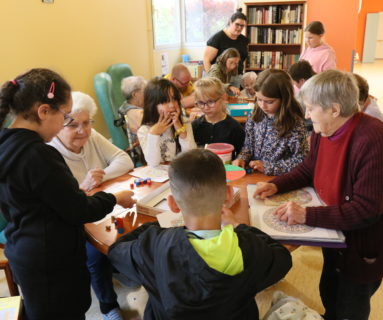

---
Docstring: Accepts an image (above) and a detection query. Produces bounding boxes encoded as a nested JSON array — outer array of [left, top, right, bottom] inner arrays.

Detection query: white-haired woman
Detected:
[[119, 76, 147, 140], [254, 70, 383, 319], [240, 71, 257, 99], [49, 91, 134, 320]]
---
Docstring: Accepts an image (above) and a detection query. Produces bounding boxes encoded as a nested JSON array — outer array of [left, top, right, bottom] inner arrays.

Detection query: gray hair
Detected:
[[71, 91, 97, 117], [241, 71, 257, 87], [299, 70, 359, 117], [121, 76, 147, 101]]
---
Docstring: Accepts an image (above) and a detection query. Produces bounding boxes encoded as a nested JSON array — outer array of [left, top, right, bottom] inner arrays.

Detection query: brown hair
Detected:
[[353, 73, 369, 103], [252, 69, 304, 137], [0, 68, 71, 127], [305, 21, 325, 35]]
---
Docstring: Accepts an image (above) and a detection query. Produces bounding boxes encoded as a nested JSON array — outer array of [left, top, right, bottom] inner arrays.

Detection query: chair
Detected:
[[106, 63, 134, 113], [94, 72, 130, 150], [0, 212, 19, 296]]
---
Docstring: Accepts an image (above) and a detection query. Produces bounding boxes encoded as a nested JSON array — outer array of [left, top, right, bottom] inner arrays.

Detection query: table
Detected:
[[85, 171, 272, 255]]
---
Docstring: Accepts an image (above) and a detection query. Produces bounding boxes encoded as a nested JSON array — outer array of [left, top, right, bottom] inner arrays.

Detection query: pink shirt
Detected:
[[300, 43, 336, 73]]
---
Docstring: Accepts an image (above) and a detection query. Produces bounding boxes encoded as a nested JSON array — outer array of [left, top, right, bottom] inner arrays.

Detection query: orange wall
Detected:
[[356, 0, 383, 61], [306, 0, 359, 71]]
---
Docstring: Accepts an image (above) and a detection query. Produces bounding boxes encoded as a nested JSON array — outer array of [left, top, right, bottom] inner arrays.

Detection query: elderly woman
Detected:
[[119, 76, 147, 141], [254, 70, 383, 319], [49, 91, 134, 320], [240, 71, 257, 99]]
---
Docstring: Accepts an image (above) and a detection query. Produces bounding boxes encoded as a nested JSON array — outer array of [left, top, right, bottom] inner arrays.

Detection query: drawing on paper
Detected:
[[264, 189, 313, 206], [263, 208, 314, 234]]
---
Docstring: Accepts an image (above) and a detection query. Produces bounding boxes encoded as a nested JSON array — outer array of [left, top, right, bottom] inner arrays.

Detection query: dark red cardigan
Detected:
[[271, 113, 383, 283]]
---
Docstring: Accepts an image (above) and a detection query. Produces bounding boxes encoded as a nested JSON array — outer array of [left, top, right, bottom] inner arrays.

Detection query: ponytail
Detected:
[[0, 81, 18, 128], [0, 68, 71, 127]]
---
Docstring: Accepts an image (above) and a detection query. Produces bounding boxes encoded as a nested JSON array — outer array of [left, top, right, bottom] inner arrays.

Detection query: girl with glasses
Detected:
[[192, 77, 245, 157], [233, 69, 309, 176], [0, 68, 135, 320]]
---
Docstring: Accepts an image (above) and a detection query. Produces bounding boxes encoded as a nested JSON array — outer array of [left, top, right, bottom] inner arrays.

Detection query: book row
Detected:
[[249, 27, 302, 44], [247, 5, 303, 25], [247, 51, 300, 70]]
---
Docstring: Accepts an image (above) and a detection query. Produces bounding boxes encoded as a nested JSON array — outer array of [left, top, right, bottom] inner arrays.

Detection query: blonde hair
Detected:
[[194, 77, 225, 101]]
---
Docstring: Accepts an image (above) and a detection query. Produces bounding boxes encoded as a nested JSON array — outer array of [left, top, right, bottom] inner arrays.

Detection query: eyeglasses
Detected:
[[174, 77, 190, 88], [65, 120, 95, 131], [234, 22, 245, 28], [195, 98, 219, 109], [58, 109, 74, 126]]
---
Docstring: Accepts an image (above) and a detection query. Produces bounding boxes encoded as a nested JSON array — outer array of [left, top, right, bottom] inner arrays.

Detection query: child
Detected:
[[137, 78, 196, 167], [108, 149, 292, 319], [300, 21, 336, 73], [288, 60, 316, 92], [192, 77, 245, 157], [233, 69, 308, 176], [0, 68, 135, 320], [288, 60, 316, 133], [353, 73, 383, 122], [240, 71, 257, 99], [208, 48, 241, 96]]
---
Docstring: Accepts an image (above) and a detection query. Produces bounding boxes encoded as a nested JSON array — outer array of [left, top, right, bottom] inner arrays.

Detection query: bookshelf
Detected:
[[245, 1, 306, 72]]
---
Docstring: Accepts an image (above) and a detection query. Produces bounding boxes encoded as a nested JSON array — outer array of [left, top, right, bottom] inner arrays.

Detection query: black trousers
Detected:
[[320, 248, 381, 320], [10, 259, 91, 320]]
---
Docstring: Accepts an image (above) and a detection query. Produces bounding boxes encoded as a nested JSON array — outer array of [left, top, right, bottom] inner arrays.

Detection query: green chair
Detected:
[[93, 72, 130, 150], [106, 63, 134, 113]]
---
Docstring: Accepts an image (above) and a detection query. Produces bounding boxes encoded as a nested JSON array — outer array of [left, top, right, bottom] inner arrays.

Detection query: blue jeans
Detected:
[[86, 242, 119, 314], [320, 248, 381, 320]]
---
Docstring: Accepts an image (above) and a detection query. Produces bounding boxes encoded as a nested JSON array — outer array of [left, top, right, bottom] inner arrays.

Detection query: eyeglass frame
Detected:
[[57, 108, 74, 126], [64, 119, 95, 131], [173, 77, 190, 88], [195, 98, 220, 109]]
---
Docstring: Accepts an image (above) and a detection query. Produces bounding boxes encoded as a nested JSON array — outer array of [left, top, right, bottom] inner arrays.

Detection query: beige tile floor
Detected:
[[1, 60, 382, 319]]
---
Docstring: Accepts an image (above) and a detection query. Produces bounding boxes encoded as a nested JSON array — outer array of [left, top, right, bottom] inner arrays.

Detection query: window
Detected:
[[152, 0, 181, 48], [152, 0, 238, 48], [183, 0, 238, 45]]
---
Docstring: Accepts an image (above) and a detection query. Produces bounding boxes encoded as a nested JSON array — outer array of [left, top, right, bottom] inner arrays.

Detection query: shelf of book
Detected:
[[245, 1, 306, 72]]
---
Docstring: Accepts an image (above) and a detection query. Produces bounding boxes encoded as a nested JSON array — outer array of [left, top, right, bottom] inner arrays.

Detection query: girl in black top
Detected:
[[0, 68, 135, 320], [192, 77, 245, 157]]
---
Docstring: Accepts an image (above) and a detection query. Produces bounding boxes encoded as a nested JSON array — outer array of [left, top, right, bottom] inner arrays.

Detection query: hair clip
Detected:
[[47, 81, 55, 99], [10, 80, 18, 86]]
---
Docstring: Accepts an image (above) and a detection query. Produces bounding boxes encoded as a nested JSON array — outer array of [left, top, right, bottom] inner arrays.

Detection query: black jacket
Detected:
[[192, 115, 245, 157], [0, 128, 116, 318], [109, 222, 292, 320]]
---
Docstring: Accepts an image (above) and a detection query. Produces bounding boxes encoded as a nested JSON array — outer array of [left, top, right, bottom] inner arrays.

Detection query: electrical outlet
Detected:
[[42, 0, 54, 3]]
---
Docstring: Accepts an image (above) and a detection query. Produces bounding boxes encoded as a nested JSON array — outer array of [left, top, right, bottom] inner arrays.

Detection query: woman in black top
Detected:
[[204, 9, 249, 75]]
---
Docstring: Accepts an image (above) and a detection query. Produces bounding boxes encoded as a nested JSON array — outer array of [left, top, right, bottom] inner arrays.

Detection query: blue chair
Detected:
[[93, 72, 130, 150], [106, 63, 134, 111]]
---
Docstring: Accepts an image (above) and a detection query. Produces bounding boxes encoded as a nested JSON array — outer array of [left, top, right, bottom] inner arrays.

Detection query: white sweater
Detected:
[[48, 129, 134, 184], [137, 122, 196, 167]]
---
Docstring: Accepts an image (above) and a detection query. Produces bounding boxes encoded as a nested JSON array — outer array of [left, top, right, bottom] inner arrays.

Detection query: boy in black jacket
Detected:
[[108, 149, 292, 320]]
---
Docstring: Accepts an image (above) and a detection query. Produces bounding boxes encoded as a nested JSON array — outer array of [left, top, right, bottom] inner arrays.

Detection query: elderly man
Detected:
[[164, 63, 195, 108]]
